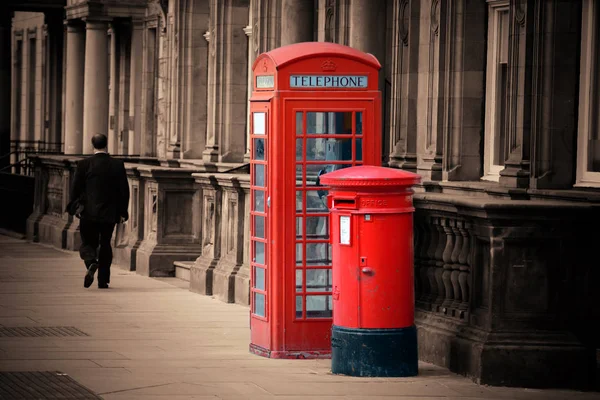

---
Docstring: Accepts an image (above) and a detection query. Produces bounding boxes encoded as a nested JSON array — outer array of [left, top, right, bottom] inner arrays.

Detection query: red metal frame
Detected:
[[249, 42, 381, 358]]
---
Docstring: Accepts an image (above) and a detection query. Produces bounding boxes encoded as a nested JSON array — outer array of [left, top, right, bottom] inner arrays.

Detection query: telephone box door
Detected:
[[250, 101, 271, 351], [284, 99, 378, 351]]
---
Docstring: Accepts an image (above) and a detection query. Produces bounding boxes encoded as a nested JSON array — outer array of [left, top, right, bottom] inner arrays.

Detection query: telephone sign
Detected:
[[249, 42, 382, 359], [290, 75, 368, 88]]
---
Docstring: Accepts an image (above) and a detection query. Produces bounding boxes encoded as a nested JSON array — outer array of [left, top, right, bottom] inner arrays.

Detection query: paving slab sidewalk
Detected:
[[0, 235, 598, 400]]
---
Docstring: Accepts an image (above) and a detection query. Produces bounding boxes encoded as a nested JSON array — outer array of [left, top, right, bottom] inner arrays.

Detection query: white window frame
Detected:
[[576, 0, 600, 187], [482, 0, 509, 182]]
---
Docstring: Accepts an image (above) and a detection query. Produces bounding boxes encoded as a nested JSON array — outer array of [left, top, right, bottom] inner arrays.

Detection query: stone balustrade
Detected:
[[26, 155, 251, 305], [412, 191, 600, 388]]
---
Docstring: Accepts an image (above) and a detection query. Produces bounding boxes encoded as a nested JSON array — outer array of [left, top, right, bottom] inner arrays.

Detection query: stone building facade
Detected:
[[2, 0, 600, 391]]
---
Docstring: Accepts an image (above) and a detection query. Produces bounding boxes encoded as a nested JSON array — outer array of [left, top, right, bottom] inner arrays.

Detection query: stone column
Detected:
[[129, 20, 143, 156], [82, 19, 109, 154], [117, 24, 131, 155], [63, 21, 84, 154], [0, 15, 10, 169], [203, 0, 249, 163], [181, 0, 209, 160], [141, 25, 157, 157], [415, 0, 446, 181], [441, 0, 487, 181], [388, 0, 419, 171], [243, 8, 253, 162], [498, 0, 534, 188], [348, 0, 386, 160], [281, 0, 314, 46], [108, 22, 119, 155], [348, 0, 386, 58], [45, 13, 64, 149], [20, 32, 28, 144], [42, 24, 49, 145], [528, 0, 581, 189], [256, 0, 281, 53], [10, 29, 23, 172], [24, 30, 35, 143]]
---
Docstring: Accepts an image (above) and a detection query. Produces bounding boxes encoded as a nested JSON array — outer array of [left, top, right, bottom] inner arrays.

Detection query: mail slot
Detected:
[[320, 165, 421, 377]]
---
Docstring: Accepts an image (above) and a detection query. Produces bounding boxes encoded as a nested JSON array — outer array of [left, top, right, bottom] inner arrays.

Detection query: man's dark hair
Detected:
[[91, 134, 108, 150]]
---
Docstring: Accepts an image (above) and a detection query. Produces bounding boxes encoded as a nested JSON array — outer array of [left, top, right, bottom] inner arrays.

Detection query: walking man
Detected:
[[67, 133, 130, 289]]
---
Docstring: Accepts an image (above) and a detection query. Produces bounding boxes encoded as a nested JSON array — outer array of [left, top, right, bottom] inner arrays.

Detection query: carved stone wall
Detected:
[[188, 172, 250, 305], [211, 175, 249, 303], [135, 165, 203, 276], [189, 173, 221, 294], [32, 157, 77, 250], [112, 165, 144, 271]]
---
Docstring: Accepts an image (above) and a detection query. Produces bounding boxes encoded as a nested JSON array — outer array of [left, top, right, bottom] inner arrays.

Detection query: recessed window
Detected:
[[483, 0, 509, 181], [576, 0, 600, 187]]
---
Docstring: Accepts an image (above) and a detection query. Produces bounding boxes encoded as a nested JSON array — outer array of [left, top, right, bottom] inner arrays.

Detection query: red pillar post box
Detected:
[[320, 165, 421, 377]]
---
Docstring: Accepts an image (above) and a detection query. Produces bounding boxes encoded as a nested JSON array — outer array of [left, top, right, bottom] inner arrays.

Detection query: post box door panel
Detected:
[[357, 212, 415, 329], [285, 99, 375, 350], [331, 212, 360, 328]]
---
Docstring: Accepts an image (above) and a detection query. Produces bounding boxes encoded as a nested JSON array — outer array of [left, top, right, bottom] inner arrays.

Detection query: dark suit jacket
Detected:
[[67, 153, 130, 224]]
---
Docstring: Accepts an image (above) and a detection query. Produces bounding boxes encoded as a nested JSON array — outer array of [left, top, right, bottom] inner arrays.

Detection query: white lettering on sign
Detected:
[[340, 215, 350, 245], [290, 75, 368, 88], [256, 75, 274, 88]]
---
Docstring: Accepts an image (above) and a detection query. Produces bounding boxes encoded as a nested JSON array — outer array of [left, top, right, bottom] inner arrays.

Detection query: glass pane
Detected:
[[253, 164, 265, 187], [306, 269, 332, 292], [254, 215, 265, 239], [296, 164, 303, 187], [255, 267, 265, 291], [254, 190, 265, 213], [355, 138, 363, 161], [306, 138, 353, 161], [253, 138, 265, 161], [306, 190, 329, 213], [296, 138, 303, 161], [356, 112, 363, 135], [296, 295, 303, 318], [493, 63, 507, 167], [306, 163, 351, 187], [589, 140, 600, 172], [295, 243, 303, 266], [253, 112, 266, 135], [296, 111, 303, 135], [306, 243, 332, 266], [306, 112, 353, 134], [295, 191, 303, 212], [254, 241, 265, 265], [306, 295, 332, 318], [296, 269, 303, 292], [254, 292, 265, 317], [306, 216, 328, 239], [296, 217, 303, 239]]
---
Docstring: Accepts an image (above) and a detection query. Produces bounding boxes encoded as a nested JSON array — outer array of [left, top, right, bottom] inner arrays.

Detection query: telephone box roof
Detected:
[[256, 42, 381, 70]]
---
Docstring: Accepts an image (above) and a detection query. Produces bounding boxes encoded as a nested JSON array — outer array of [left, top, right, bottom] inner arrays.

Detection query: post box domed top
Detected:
[[257, 42, 381, 70], [319, 165, 421, 188]]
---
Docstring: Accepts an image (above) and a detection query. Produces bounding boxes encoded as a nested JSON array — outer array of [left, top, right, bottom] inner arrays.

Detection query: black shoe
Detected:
[[98, 283, 109, 289], [84, 263, 98, 288]]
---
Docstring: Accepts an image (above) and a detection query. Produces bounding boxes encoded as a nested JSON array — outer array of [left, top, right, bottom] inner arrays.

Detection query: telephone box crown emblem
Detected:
[[321, 59, 337, 72]]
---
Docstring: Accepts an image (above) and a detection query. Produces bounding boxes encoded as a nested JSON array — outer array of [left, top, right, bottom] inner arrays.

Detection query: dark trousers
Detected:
[[79, 219, 116, 285]]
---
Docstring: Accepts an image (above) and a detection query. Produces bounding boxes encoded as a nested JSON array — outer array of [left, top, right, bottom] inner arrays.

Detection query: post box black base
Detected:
[[331, 325, 418, 377]]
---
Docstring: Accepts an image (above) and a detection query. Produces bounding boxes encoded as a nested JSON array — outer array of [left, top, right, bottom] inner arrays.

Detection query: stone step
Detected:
[[174, 261, 194, 282], [153, 276, 190, 290]]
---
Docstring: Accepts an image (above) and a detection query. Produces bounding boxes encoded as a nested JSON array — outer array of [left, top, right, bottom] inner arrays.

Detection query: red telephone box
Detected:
[[249, 42, 382, 358]]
